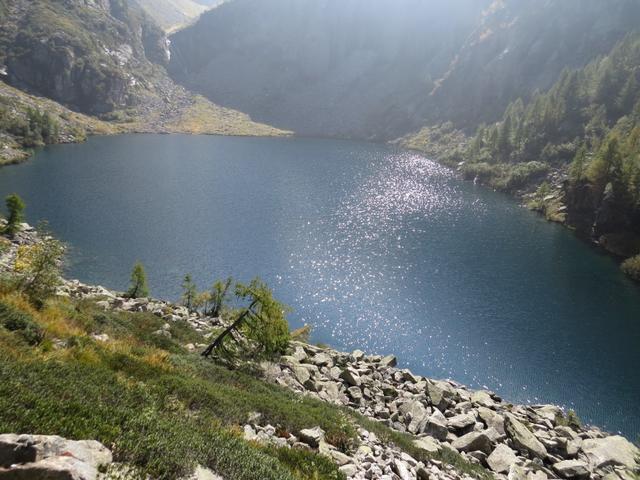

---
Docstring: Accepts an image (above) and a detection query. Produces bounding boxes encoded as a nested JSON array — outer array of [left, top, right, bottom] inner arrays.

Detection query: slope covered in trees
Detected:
[[168, 0, 640, 139], [424, 0, 640, 129], [407, 33, 640, 265]]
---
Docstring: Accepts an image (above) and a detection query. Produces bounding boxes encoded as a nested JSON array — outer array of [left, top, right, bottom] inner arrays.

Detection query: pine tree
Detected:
[[569, 145, 588, 183], [588, 136, 623, 194], [181, 274, 198, 312], [4, 194, 26, 236], [617, 73, 639, 116], [126, 261, 149, 299]]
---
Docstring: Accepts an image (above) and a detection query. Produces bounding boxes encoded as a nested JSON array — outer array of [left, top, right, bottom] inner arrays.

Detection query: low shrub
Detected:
[[0, 301, 43, 345], [621, 255, 640, 281]]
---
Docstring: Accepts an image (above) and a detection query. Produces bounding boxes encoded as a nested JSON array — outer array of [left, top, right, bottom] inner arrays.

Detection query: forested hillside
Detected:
[[405, 33, 640, 272], [424, 0, 640, 129], [168, 0, 640, 140]]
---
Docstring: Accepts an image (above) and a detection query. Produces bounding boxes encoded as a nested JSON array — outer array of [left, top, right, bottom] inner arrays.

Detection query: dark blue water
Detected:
[[1, 134, 638, 438]]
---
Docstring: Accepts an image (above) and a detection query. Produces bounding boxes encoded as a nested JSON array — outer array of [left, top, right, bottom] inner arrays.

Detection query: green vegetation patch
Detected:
[[621, 254, 640, 282], [0, 296, 349, 480], [0, 301, 43, 345]]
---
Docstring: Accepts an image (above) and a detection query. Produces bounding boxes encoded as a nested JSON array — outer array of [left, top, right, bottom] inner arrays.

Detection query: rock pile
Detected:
[[1, 228, 638, 480], [264, 341, 639, 480], [243, 416, 478, 480]]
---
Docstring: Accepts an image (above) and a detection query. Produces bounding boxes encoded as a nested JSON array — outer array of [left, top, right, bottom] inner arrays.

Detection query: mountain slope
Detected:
[[404, 33, 640, 266], [0, 0, 287, 161], [168, 0, 640, 140], [0, 81, 119, 165], [132, 0, 226, 32], [168, 0, 491, 140], [133, 0, 206, 31], [425, 0, 640, 129], [0, 0, 171, 115]]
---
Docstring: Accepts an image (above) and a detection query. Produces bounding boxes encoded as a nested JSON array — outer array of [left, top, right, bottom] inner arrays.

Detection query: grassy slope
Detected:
[[0, 293, 347, 480], [0, 283, 492, 480], [134, 0, 207, 31], [0, 82, 121, 165]]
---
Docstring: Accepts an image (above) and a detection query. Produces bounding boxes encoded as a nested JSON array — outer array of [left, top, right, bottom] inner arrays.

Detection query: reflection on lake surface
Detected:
[[1, 134, 638, 437]]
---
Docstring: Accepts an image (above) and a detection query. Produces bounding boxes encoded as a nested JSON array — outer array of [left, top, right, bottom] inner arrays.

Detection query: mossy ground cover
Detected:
[[0, 293, 347, 479]]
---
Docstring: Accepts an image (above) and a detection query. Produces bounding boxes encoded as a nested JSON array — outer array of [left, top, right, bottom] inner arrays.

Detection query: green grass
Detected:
[[0, 295, 348, 479], [0, 291, 494, 480]]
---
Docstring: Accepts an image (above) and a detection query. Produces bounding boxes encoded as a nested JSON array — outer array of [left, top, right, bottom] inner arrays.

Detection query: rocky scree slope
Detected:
[[1, 227, 638, 480]]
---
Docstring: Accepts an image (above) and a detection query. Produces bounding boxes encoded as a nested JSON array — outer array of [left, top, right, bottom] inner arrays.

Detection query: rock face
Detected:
[[0, 0, 169, 115], [168, 0, 488, 140], [169, 0, 640, 139], [0, 434, 112, 480]]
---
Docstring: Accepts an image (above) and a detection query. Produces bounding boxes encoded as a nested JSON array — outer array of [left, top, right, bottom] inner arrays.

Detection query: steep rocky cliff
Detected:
[[168, 0, 640, 140], [168, 0, 490, 140], [0, 0, 171, 115], [0, 0, 287, 163]]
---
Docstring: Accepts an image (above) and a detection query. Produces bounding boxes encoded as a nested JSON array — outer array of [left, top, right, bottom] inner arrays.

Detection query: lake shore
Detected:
[[3, 134, 639, 439], [1, 225, 638, 480]]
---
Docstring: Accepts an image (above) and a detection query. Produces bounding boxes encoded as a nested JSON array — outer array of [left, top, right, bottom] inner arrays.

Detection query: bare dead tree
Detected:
[[201, 299, 258, 358]]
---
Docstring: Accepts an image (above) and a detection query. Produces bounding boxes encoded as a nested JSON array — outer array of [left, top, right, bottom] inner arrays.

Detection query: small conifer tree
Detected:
[[4, 194, 26, 236], [126, 261, 149, 299]]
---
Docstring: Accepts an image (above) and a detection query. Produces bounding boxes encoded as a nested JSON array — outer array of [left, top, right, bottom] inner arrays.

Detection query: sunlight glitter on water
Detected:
[[287, 152, 488, 377]]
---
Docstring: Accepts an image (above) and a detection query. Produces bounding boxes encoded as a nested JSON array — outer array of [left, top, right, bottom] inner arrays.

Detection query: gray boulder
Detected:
[[291, 365, 311, 385], [426, 381, 454, 410], [379, 355, 397, 367], [413, 438, 441, 455], [581, 436, 639, 469], [422, 413, 449, 441], [339, 368, 361, 387], [447, 412, 476, 430], [0, 435, 111, 470], [504, 414, 548, 459], [298, 427, 325, 448], [487, 444, 518, 473], [470, 391, 496, 408], [478, 407, 506, 434], [392, 459, 412, 480], [553, 460, 589, 478], [0, 456, 97, 480], [451, 431, 493, 455]]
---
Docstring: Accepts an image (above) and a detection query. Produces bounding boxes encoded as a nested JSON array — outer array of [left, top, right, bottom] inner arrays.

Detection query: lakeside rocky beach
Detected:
[[1, 226, 637, 480]]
